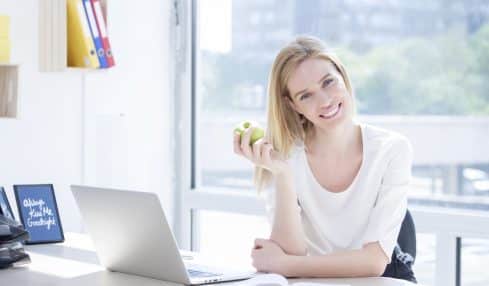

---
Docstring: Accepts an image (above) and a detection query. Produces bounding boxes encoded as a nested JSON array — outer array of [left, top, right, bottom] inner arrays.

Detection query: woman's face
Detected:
[[286, 58, 353, 131]]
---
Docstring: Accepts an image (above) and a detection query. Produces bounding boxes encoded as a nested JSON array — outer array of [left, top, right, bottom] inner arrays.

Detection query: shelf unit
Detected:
[[0, 64, 18, 118], [39, 0, 108, 72]]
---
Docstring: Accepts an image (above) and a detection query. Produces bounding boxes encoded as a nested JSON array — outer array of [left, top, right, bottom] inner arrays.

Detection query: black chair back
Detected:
[[398, 209, 416, 260], [382, 209, 417, 283]]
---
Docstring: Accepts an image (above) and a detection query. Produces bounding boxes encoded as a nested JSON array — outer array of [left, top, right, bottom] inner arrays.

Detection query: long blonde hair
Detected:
[[254, 35, 354, 191]]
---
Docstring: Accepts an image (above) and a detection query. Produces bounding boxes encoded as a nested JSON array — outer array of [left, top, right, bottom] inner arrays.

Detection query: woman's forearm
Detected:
[[270, 169, 307, 256], [282, 243, 388, 278]]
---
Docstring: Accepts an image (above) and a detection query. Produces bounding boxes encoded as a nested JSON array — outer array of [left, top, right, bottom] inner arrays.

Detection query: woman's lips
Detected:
[[319, 103, 342, 119]]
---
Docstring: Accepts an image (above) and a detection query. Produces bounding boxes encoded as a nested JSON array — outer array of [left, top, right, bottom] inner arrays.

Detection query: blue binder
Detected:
[[82, 0, 108, 68]]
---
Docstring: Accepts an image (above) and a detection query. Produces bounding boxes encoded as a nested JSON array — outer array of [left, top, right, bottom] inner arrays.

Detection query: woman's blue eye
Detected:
[[322, 78, 333, 88], [300, 93, 311, 101]]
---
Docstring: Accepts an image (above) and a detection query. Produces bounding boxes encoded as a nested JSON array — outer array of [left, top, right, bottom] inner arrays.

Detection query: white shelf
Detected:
[[0, 64, 19, 118]]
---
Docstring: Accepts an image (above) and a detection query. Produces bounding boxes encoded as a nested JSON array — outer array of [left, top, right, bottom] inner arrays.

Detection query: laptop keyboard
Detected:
[[187, 268, 221, 278]]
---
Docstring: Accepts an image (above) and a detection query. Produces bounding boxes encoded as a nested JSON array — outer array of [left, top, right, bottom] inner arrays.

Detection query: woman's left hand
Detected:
[[251, 238, 289, 275]]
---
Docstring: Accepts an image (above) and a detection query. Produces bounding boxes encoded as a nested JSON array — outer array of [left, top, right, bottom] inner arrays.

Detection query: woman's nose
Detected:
[[317, 90, 334, 108]]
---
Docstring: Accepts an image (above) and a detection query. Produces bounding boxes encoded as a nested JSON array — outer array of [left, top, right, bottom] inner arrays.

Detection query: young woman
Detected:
[[233, 36, 416, 281]]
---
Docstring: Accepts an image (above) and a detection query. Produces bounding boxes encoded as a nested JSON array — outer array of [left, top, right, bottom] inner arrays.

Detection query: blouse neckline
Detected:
[[302, 123, 367, 195]]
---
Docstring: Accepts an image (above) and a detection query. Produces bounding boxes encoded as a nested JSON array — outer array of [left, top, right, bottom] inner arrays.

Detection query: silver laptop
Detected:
[[71, 185, 255, 285]]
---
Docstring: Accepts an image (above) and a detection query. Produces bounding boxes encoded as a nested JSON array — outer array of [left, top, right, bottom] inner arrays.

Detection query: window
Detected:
[[180, 1, 489, 285], [195, 0, 489, 198]]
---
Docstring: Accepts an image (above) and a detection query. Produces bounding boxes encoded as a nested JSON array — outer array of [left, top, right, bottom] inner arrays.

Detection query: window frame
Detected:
[[172, 0, 264, 251]]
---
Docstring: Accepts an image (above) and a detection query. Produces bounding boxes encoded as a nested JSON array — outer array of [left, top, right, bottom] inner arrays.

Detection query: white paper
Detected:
[[293, 282, 350, 286], [238, 273, 288, 286], [237, 274, 351, 286]]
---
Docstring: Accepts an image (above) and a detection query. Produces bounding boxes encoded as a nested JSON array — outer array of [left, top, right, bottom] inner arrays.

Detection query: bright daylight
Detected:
[[1, 1, 488, 286]]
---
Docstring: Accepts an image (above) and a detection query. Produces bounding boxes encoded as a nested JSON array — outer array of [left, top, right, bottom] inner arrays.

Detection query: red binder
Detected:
[[90, 0, 115, 67]]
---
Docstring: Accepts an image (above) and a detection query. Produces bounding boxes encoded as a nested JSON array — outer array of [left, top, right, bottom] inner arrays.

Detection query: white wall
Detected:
[[0, 0, 173, 232]]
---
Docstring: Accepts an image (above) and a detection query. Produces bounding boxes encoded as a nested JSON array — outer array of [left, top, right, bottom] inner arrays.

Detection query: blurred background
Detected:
[[188, 1, 489, 285]]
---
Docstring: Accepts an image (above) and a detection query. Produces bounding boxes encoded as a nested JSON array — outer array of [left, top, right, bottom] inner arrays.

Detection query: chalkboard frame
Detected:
[[13, 184, 64, 244], [0, 186, 15, 220]]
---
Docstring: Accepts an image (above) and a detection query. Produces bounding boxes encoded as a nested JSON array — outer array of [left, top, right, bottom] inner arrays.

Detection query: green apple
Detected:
[[234, 120, 265, 145]]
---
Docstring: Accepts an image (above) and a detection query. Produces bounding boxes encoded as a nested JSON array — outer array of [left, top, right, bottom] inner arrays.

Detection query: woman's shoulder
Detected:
[[288, 141, 304, 155], [362, 123, 412, 154], [284, 140, 306, 164]]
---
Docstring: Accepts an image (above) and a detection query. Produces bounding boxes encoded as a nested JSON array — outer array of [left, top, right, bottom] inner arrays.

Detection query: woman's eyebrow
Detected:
[[293, 73, 331, 99]]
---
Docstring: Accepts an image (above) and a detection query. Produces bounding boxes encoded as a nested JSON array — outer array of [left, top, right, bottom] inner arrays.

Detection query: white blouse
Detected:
[[264, 123, 413, 262]]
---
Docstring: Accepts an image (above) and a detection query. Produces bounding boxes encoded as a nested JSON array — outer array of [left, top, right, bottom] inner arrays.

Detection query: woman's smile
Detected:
[[319, 102, 342, 120]]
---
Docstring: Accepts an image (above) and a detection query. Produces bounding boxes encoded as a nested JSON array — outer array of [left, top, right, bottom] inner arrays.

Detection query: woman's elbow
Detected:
[[369, 260, 388, 277], [363, 243, 389, 277]]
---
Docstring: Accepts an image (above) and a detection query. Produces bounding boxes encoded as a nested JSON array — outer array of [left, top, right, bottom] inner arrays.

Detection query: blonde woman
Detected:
[[233, 36, 416, 282]]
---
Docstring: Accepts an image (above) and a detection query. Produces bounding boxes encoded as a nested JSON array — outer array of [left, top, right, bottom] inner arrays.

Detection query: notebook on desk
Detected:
[[71, 185, 255, 285]]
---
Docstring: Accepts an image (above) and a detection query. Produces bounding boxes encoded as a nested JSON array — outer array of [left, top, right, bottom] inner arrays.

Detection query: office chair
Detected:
[[397, 209, 416, 260], [382, 209, 417, 283]]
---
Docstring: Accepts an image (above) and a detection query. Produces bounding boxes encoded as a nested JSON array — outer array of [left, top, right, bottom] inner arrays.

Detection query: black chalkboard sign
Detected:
[[13, 184, 64, 244]]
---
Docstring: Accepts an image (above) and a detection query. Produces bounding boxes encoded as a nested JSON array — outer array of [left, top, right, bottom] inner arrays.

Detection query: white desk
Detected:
[[0, 233, 417, 286]]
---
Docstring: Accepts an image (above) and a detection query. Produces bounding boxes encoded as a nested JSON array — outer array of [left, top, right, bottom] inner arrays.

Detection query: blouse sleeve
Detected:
[[262, 180, 276, 224], [262, 148, 303, 225], [262, 178, 303, 226], [361, 136, 413, 262]]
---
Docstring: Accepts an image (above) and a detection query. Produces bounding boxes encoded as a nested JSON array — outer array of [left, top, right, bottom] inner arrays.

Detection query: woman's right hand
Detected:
[[233, 127, 290, 175]]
